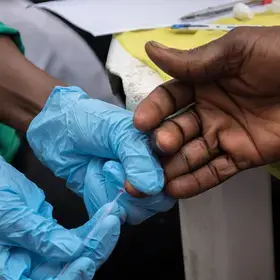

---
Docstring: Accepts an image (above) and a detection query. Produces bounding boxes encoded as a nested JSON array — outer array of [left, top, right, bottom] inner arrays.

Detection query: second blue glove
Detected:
[[84, 159, 176, 225]]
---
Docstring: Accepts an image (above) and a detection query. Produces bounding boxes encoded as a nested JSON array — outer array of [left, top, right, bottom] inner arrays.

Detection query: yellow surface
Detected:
[[266, 163, 280, 179], [116, 12, 280, 81]]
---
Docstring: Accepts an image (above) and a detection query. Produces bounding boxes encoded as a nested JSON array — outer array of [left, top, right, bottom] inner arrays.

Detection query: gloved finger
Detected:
[[124, 182, 147, 198], [104, 160, 176, 212], [83, 159, 126, 221], [145, 31, 240, 82], [32, 205, 121, 279], [0, 246, 32, 280], [116, 131, 164, 195], [134, 79, 194, 133], [73, 202, 124, 240], [72, 205, 121, 269], [0, 189, 83, 262], [103, 161, 176, 224], [84, 215, 120, 269], [31, 257, 96, 280], [57, 257, 96, 280]]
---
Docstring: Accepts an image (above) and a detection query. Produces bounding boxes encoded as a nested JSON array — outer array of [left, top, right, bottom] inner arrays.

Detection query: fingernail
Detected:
[[156, 140, 166, 153], [149, 41, 169, 49], [151, 134, 166, 155]]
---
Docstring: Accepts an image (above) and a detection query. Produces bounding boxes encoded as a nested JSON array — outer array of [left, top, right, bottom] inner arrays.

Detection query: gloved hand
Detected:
[[26, 86, 163, 197], [84, 159, 176, 225], [0, 204, 120, 279], [0, 249, 96, 280], [30, 204, 120, 279], [0, 156, 82, 260], [0, 157, 120, 279]]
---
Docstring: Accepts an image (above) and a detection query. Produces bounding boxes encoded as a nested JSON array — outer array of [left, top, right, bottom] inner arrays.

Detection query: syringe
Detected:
[[57, 189, 124, 276]]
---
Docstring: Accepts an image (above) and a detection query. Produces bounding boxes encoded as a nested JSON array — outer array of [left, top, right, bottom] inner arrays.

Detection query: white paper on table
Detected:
[[30, 0, 237, 36]]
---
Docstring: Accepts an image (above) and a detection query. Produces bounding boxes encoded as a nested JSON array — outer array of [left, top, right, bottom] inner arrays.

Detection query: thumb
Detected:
[[145, 31, 244, 82], [73, 203, 121, 269], [0, 190, 83, 262], [57, 257, 96, 280]]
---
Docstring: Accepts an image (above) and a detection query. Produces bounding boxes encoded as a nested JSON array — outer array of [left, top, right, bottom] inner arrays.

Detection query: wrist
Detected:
[[0, 37, 65, 132]]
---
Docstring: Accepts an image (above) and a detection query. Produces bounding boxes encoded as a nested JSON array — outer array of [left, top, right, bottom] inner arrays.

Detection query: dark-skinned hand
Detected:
[[131, 27, 280, 199]]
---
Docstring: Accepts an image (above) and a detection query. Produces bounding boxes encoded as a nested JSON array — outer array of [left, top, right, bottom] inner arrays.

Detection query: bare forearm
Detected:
[[0, 36, 65, 132]]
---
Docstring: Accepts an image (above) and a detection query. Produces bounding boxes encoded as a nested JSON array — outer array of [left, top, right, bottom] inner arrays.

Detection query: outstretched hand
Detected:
[[134, 27, 280, 198]]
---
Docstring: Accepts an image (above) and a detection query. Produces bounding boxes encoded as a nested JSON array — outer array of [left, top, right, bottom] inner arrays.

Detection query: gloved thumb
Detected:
[[30, 204, 120, 280], [72, 203, 121, 269], [103, 161, 176, 225], [31, 257, 95, 280], [145, 31, 243, 82], [56, 257, 96, 280]]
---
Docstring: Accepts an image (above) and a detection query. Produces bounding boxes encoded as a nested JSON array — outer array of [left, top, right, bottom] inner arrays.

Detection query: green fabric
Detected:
[[0, 124, 20, 162], [0, 22, 25, 53], [0, 23, 23, 162]]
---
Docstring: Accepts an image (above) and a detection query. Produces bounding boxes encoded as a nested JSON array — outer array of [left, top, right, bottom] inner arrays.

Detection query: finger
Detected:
[[165, 155, 240, 198], [0, 247, 32, 280], [83, 158, 109, 218], [66, 203, 120, 270], [33, 206, 119, 280], [134, 79, 194, 132], [84, 159, 127, 220], [101, 159, 147, 198], [163, 137, 221, 182], [58, 257, 96, 280], [153, 110, 201, 154], [124, 181, 147, 198], [73, 203, 123, 242], [30, 257, 95, 280], [86, 215, 120, 269], [103, 161, 176, 225], [73, 205, 120, 269], [118, 131, 164, 195], [145, 30, 243, 82], [0, 189, 83, 262]]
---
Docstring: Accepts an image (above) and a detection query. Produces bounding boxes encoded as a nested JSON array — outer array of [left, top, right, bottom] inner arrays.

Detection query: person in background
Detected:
[[133, 26, 280, 199]]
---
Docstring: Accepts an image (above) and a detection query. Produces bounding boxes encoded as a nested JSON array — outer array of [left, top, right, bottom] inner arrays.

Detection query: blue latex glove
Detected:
[[27, 86, 163, 197], [84, 159, 176, 225], [0, 177, 120, 280], [0, 248, 96, 280], [30, 203, 120, 279], [0, 156, 83, 260]]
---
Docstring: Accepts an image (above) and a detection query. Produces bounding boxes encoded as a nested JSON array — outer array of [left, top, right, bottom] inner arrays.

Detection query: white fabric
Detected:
[[0, 0, 123, 107], [107, 38, 162, 112]]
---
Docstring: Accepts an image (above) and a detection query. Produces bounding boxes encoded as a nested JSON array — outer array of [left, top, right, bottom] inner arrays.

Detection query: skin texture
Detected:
[[0, 36, 65, 132], [0, 36, 149, 196], [133, 26, 280, 199]]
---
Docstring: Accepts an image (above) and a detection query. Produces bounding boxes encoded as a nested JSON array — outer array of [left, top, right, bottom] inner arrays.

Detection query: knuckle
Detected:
[[160, 84, 177, 111], [166, 179, 182, 198], [174, 110, 201, 139], [167, 119, 185, 141], [188, 138, 210, 159], [191, 173, 203, 196], [189, 111, 201, 131], [207, 162, 221, 186], [178, 148, 191, 172]]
